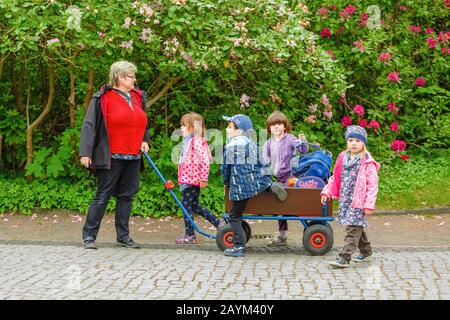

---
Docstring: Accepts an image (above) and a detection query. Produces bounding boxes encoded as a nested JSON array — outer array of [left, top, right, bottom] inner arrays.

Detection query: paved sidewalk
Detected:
[[1, 211, 449, 300], [0, 243, 449, 300]]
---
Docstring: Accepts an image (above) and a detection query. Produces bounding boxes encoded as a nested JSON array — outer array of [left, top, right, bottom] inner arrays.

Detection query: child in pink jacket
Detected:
[[176, 112, 222, 244], [321, 125, 380, 268]]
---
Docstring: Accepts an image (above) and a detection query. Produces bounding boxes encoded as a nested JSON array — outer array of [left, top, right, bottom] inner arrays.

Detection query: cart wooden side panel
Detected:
[[225, 186, 332, 217]]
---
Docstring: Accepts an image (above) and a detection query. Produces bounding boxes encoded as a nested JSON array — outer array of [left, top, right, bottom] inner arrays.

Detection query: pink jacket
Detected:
[[321, 151, 380, 210], [178, 136, 212, 186]]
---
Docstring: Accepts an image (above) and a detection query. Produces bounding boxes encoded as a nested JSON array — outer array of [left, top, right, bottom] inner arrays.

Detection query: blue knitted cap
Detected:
[[345, 125, 367, 144]]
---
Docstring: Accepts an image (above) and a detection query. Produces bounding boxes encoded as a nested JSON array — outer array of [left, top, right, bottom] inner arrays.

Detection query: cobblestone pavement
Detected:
[[0, 243, 449, 300]]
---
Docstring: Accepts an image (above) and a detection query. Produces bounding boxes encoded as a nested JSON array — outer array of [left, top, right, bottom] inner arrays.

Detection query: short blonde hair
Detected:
[[180, 112, 206, 137], [109, 61, 137, 86]]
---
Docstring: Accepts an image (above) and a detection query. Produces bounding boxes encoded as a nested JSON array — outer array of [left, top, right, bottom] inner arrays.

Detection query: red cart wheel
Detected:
[[302, 224, 333, 256], [310, 232, 326, 249], [216, 224, 247, 251]]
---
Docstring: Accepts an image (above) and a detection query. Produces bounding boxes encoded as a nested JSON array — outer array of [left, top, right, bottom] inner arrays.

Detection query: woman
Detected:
[[80, 61, 150, 249]]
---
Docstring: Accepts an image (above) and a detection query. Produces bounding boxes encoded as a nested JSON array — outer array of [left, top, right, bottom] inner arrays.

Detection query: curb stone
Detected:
[[1, 240, 449, 252]]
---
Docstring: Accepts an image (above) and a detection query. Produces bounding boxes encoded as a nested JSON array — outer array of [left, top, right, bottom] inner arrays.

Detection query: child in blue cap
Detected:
[[221, 114, 287, 257]]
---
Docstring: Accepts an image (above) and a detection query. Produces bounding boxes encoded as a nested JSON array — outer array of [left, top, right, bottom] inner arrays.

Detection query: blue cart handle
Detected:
[[142, 152, 216, 239]]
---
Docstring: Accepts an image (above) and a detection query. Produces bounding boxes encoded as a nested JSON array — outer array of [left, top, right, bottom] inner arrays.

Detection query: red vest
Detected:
[[102, 90, 148, 155]]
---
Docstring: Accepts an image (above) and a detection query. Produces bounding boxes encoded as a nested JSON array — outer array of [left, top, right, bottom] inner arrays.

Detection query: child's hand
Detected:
[[321, 195, 328, 205], [299, 133, 306, 141], [364, 208, 374, 215], [200, 181, 208, 189]]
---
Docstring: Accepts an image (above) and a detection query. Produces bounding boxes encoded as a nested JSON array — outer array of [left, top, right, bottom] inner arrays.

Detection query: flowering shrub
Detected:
[[307, 0, 450, 161], [0, 0, 448, 177]]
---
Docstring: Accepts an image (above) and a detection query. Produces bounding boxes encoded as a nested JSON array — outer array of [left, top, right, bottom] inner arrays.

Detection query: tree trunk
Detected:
[[16, 64, 25, 113], [10, 55, 16, 101], [68, 63, 76, 128], [26, 61, 55, 180], [147, 76, 182, 108], [83, 68, 95, 112], [0, 54, 4, 80], [40, 62, 48, 107]]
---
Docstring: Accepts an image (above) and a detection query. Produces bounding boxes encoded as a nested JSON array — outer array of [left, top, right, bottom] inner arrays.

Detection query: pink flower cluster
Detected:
[[391, 140, 407, 152], [341, 116, 352, 127], [318, 7, 328, 16], [368, 120, 380, 131], [320, 28, 332, 37], [47, 38, 60, 46], [359, 13, 368, 26], [409, 25, 421, 33], [390, 122, 399, 132], [321, 94, 333, 121], [341, 116, 379, 131], [240, 94, 249, 109], [340, 5, 356, 20], [120, 40, 133, 49], [353, 39, 365, 52], [445, 0, 450, 8], [426, 31, 450, 55], [379, 52, 391, 63], [139, 28, 152, 43], [388, 102, 399, 116], [387, 71, 400, 83], [353, 104, 365, 117], [415, 77, 426, 87]]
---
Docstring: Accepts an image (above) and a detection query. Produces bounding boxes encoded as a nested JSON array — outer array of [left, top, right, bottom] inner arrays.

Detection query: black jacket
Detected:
[[79, 85, 151, 171]]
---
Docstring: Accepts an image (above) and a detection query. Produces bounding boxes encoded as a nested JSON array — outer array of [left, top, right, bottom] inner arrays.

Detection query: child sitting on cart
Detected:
[[221, 114, 288, 257], [262, 111, 309, 246]]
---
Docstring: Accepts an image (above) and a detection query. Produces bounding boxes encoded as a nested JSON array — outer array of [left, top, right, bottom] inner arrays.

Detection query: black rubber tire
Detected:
[[302, 224, 334, 256], [216, 224, 247, 251], [307, 221, 333, 234], [242, 220, 252, 243]]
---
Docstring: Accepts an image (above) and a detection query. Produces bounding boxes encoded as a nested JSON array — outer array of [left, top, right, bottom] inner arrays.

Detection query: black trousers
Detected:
[[182, 186, 220, 236], [82, 159, 140, 242], [230, 198, 249, 247]]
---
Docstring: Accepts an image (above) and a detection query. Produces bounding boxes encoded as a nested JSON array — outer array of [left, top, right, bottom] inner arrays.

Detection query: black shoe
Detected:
[[117, 238, 140, 249], [84, 240, 98, 250]]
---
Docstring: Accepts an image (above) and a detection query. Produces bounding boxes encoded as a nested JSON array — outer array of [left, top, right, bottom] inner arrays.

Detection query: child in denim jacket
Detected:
[[221, 114, 287, 257]]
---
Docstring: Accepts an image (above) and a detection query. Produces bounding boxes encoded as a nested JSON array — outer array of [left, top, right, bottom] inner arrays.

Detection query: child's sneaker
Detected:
[[268, 235, 287, 246], [223, 246, 246, 257], [329, 257, 350, 268], [353, 253, 372, 263], [175, 235, 197, 244], [270, 182, 288, 202]]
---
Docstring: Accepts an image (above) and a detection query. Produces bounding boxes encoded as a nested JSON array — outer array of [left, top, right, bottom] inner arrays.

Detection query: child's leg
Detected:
[[181, 187, 197, 237], [230, 199, 248, 247], [358, 228, 372, 256], [191, 187, 221, 228], [278, 220, 288, 238], [340, 225, 364, 261]]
